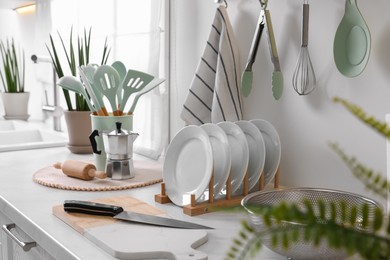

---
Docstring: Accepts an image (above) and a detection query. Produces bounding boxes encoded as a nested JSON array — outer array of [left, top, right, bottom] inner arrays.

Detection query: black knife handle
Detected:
[[64, 200, 124, 217]]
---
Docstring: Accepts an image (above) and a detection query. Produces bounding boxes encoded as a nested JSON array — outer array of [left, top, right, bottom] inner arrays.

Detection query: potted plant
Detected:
[[46, 28, 110, 154], [0, 39, 28, 120]]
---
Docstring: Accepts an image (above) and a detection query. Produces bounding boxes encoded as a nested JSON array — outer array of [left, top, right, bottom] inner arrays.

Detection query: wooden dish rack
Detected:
[[155, 168, 280, 216]]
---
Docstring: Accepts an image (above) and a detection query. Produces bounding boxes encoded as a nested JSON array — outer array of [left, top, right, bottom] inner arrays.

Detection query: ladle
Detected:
[[57, 76, 95, 112]]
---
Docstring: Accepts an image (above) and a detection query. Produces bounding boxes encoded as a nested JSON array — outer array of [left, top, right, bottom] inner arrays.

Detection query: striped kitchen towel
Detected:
[[180, 6, 242, 125]]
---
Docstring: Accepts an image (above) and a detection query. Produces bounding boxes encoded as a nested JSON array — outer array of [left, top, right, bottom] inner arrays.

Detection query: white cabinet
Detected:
[[0, 211, 55, 260]]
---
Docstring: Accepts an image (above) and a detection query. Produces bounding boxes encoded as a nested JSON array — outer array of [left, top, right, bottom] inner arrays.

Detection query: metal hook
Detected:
[[260, 0, 268, 9], [215, 0, 228, 8]]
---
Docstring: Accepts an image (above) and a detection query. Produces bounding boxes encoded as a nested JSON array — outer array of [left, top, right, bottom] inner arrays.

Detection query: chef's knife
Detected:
[[64, 200, 213, 230]]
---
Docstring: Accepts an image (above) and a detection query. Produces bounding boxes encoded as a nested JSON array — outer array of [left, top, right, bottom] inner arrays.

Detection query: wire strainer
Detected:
[[241, 188, 382, 260]]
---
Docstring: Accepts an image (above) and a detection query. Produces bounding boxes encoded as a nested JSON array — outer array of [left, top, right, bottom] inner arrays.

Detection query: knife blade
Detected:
[[63, 200, 213, 230]]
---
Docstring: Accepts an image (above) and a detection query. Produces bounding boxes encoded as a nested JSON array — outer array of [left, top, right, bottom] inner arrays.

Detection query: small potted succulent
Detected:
[[0, 39, 28, 120]]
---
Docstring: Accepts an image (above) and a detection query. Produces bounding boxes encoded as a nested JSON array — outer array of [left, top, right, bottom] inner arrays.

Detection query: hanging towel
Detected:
[[180, 6, 242, 125]]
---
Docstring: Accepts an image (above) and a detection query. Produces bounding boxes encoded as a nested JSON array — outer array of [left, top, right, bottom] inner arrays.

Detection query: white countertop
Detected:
[[0, 146, 283, 259]]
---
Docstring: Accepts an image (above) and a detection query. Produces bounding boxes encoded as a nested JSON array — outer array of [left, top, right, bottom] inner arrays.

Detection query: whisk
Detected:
[[292, 0, 316, 95]]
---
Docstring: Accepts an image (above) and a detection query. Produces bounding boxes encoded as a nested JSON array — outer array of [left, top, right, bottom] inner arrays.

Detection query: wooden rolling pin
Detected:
[[53, 160, 107, 180]]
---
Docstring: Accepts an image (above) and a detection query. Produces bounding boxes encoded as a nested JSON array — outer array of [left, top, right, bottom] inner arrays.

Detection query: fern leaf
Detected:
[[333, 97, 390, 139], [329, 142, 388, 198], [228, 199, 390, 260]]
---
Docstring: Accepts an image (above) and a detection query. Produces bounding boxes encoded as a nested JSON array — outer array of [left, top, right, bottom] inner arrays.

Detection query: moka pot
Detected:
[[90, 122, 138, 180]]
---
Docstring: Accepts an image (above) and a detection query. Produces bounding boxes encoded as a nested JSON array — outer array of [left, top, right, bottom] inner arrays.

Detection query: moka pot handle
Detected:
[[89, 130, 101, 155]]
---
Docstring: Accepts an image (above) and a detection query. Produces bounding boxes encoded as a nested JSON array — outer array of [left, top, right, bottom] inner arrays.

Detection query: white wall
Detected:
[[170, 0, 390, 206]]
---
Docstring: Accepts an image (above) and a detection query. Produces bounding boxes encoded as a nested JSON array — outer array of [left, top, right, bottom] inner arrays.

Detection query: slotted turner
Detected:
[[118, 69, 154, 114], [93, 65, 121, 115], [128, 78, 165, 114]]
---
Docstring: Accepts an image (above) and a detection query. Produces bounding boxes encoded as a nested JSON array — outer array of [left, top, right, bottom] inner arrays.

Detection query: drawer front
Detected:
[[0, 213, 55, 260]]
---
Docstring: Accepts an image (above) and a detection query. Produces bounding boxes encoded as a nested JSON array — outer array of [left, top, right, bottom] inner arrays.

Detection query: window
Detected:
[[35, 0, 168, 159]]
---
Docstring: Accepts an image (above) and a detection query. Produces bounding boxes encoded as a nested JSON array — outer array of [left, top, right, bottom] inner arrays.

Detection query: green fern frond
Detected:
[[329, 142, 388, 199], [227, 200, 390, 260], [229, 97, 390, 260], [333, 97, 390, 140]]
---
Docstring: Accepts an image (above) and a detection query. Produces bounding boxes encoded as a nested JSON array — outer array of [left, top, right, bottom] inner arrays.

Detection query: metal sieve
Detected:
[[241, 188, 382, 260]]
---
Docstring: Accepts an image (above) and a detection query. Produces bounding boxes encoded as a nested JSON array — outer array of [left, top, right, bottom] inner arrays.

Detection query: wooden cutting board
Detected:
[[53, 196, 208, 259]]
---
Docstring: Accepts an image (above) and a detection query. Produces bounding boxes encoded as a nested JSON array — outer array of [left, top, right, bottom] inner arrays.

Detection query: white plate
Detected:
[[163, 125, 213, 206], [200, 123, 231, 198], [235, 120, 265, 191], [217, 121, 249, 194], [250, 119, 281, 187]]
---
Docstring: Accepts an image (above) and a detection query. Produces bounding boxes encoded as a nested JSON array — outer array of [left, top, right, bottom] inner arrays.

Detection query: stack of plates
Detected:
[[162, 119, 281, 206]]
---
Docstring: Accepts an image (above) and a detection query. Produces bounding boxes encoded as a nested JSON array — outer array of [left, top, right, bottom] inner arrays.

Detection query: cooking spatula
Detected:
[[111, 61, 127, 82], [128, 78, 165, 114], [118, 70, 154, 114], [82, 64, 109, 116], [94, 65, 121, 115], [112, 61, 127, 113], [265, 9, 283, 100], [241, 9, 265, 97], [79, 68, 107, 116]]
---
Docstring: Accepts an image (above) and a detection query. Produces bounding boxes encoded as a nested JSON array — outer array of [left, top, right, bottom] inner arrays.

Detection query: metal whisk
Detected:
[[292, 0, 316, 95]]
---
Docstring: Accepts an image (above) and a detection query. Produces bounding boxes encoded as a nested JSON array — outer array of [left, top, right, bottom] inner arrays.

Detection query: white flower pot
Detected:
[[0, 92, 30, 120]]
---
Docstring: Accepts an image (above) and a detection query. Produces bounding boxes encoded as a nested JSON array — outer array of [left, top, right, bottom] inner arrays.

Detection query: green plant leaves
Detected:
[[46, 27, 111, 111], [227, 198, 390, 260], [227, 98, 390, 260], [329, 142, 389, 199], [0, 39, 25, 93], [333, 97, 390, 139]]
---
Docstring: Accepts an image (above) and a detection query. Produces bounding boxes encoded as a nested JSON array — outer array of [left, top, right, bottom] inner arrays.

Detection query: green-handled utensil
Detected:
[[57, 76, 95, 112], [333, 0, 370, 77], [111, 61, 127, 81], [79, 68, 106, 116], [83, 64, 99, 83], [242, 9, 265, 97], [94, 65, 121, 115], [82, 64, 109, 116], [118, 70, 154, 114], [128, 78, 165, 114], [265, 9, 283, 100], [112, 61, 127, 111]]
